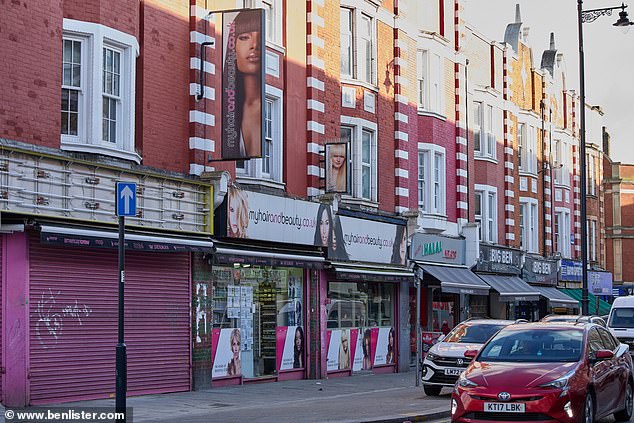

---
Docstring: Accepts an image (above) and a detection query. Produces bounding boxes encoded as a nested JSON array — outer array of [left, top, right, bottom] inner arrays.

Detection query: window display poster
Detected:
[[352, 329, 364, 371], [421, 331, 444, 359], [212, 328, 242, 379], [353, 328, 377, 371], [276, 325, 305, 371], [327, 328, 358, 372], [373, 327, 394, 366]]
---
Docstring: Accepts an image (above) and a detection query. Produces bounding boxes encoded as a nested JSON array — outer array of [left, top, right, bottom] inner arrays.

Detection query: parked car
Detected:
[[451, 321, 633, 423], [607, 296, 634, 354], [541, 314, 607, 327], [421, 318, 516, 396]]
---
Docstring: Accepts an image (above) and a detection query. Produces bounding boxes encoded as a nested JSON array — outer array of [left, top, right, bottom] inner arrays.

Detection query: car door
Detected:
[[587, 327, 613, 417], [597, 327, 628, 413]]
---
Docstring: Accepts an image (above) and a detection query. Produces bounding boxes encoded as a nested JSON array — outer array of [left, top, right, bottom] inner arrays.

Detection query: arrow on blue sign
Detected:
[[116, 182, 137, 217]]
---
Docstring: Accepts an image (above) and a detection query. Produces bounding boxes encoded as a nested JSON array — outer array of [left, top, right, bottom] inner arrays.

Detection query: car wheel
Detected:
[[614, 380, 634, 422], [583, 393, 594, 423], [423, 384, 442, 396]]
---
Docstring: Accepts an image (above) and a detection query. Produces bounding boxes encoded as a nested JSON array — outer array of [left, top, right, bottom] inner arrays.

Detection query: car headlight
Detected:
[[425, 352, 438, 362], [538, 370, 575, 389], [457, 373, 479, 388]]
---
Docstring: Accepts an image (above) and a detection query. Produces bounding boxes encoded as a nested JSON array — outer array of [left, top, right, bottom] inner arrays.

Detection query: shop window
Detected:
[[211, 266, 305, 379], [326, 281, 395, 371]]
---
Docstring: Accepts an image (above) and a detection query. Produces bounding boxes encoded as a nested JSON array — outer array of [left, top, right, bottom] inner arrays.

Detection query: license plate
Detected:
[[444, 368, 462, 376], [484, 403, 525, 413]]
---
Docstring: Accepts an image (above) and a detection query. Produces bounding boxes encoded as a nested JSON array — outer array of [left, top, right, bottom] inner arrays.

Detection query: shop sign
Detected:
[[589, 271, 613, 296], [409, 233, 465, 265], [522, 256, 558, 286], [223, 186, 406, 265], [476, 245, 522, 275], [560, 259, 583, 281]]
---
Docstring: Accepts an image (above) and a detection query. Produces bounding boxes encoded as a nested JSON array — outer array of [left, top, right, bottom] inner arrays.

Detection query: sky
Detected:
[[464, 0, 634, 164]]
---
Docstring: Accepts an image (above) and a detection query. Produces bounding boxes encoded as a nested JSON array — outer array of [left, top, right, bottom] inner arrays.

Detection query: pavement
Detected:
[[2, 371, 453, 423]]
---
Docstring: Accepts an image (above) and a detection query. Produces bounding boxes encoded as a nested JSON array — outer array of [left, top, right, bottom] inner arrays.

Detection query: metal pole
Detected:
[[415, 278, 421, 387], [577, 0, 590, 315], [465, 59, 470, 221], [116, 216, 127, 421]]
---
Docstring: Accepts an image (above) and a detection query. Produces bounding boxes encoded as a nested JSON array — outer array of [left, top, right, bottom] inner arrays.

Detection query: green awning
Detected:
[[559, 288, 612, 316]]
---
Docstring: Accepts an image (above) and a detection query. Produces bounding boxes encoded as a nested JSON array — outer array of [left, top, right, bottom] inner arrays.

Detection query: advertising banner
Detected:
[[373, 327, 395, 366], [560, 259, 583, 282], [589, 271, 613, 296], [522, 256, 558, 286], [221, 9, 265, 160], [276, 326, 305, 371], [409, 233, 465, 265], [225, 186, 407, 265], [212, 328, 241, 378], [326, 329, 356, 371], [476, 245, 522, 275], [325, 143, 348, 193]]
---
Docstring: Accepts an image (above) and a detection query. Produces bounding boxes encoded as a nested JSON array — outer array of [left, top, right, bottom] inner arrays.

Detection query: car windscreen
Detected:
[[608, 308, 634, 329], [443, 323, 506, 344], [478, 328, 583, 362]]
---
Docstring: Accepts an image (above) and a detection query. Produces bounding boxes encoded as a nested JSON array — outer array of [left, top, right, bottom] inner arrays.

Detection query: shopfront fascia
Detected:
[[410, 234, 489, 332], [559, 259, 583, 289], [522, 255, 565, 317], [475, 245, 539, 321], [199, 187, 328, 388], [323, 211, 410, 377]]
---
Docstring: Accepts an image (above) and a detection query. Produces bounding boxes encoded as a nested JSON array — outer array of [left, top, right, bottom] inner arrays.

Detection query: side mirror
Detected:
[[464, 349, 478, 359], [594, 349, 614, 361]]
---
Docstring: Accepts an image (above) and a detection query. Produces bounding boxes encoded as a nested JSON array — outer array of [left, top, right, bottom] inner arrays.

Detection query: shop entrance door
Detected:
[[253, 281, 277, 377]]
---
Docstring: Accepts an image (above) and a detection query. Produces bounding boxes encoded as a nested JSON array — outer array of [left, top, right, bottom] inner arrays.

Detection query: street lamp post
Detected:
[[577, 1, 632, 315]]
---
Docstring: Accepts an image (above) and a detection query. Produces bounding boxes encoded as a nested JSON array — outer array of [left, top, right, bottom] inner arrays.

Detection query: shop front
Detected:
[[410, 234, 490, 338], [521, 255, 575, 317], [475, 245, 539, 321], [198, 186, 326, 388], [324, 212, 412, 377]]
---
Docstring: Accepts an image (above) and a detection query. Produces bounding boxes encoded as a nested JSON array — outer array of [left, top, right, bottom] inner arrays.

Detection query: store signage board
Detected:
[[589, 271, 613, 296], [560, 259, 583, 282], [476, 245, 522, 275], [522, 256, 558, 286], [409, 233, 466, 265], [225, 187, 406, 265]]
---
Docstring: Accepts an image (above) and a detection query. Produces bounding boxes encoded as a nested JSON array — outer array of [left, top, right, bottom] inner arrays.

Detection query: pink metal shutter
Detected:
[[0, 235, 3, 402], [29, 236, 190, 404]]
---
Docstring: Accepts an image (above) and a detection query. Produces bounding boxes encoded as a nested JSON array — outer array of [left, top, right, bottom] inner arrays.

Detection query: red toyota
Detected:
[[451, 322, 633, 423]]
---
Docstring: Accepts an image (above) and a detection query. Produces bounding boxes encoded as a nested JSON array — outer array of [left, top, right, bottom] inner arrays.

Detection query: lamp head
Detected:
[[613, 3, 634, 32]]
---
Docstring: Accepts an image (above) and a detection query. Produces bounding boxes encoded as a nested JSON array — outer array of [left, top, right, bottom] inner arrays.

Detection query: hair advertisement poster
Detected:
[[325, 142, 348, 193], [211, 328, 242, 379], [326, 329, 358, 372], [221, 9, 265, 160], [277, 326, 305, 371]]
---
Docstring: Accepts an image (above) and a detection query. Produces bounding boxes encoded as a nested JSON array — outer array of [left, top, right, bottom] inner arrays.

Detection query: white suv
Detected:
[[421, 318, 517, 396]]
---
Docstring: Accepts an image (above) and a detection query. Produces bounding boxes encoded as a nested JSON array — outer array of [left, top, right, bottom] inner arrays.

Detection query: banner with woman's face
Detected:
[[221, 9, 265, 160], [325, 143, 349, 193]]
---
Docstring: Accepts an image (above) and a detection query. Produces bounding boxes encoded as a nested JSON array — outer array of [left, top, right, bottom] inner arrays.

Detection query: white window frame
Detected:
[[417, 50, 443, 114], [61, 19, 139, 163], [339, 3, 377, 86], [588, 153, 596, 196], [519, 124, 537, 174], [245, 0, 282, 46], [417, 144, 446, 215], [340, 116, 378, 203], [588, 219, 598, 262], [475, 185, 497, 244], [236, 85, 284, 186], [473, 101, 496, 159], [555, 208, 572, 258], [520, 198, 539, 253], [553, 138, 563, 184]]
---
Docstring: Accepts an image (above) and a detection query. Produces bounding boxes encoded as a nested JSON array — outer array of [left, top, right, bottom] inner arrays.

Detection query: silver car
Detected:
[[421, 318, 517, 396]]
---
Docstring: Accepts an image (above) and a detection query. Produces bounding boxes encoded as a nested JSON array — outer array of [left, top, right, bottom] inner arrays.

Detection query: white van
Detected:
[[606, 295, 634, 353]]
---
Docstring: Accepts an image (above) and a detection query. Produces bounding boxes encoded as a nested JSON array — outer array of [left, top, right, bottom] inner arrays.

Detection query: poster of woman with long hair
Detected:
[[222, 9, 265, 160]]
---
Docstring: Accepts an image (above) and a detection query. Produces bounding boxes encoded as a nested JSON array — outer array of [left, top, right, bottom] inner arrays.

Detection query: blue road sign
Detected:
[[116, 182, 137, 217]]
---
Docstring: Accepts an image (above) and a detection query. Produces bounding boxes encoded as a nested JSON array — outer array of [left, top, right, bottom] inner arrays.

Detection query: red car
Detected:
[[451, 322, 633, 423]]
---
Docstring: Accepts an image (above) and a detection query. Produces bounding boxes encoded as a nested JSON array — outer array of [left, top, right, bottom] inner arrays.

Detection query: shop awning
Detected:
[[213, 241, 325, 269], [477, 274, 541, 302], [560, 288, 612, 316], [330, 262, 415, 283], [40, 224, 214, 252], [530, 285, 578, 308], [419, 264, 490, 296]]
